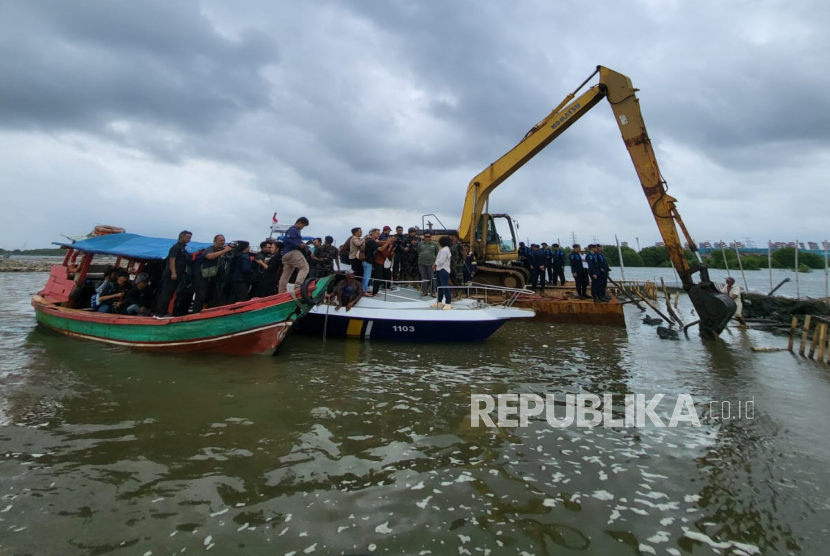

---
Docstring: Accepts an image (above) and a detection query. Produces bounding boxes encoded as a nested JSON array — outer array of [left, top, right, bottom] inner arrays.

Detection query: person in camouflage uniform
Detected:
[[397, 227, 421, 283], [449, 232, 466, 285], [311, 236, 338, 278]]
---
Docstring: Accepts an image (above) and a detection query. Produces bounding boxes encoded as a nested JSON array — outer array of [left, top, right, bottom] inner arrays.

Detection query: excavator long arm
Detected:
[[458, 69, 607, 245], [599, 67, 736, 337], [457, 66, 736, 337]]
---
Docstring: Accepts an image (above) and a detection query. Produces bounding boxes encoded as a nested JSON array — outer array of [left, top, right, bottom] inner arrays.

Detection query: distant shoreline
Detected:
[[0, 249, 64, 257], [0, 259, 55, 272]]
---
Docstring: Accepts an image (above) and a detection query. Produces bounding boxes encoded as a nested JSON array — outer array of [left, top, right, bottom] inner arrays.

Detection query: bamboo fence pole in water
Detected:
[[768, 240, 773, 292], [795, 239, 800, 299], [615, 235, 626, 282], [817, 323, 827, 362], [799, 315, 812, 356], [661, 277, 683, 326], [733, 240, 749, 292], [788, 317, 798, 352], [824, 239, 828, 299], [809, 324, 822, 359], [721, 240, 730, 275]]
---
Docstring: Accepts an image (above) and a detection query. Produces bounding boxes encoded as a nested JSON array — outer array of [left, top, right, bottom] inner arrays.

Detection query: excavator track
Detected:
[[476, 263, 529, 289]]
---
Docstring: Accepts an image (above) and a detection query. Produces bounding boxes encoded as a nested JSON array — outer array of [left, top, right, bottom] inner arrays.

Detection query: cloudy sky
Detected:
[[1, 0, 827, 250]]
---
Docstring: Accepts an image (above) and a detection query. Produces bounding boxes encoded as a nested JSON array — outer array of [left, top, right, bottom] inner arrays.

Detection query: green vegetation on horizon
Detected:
[[598, 245, 826, 270], [0, 248, 64, 256], [599, 245, 696, 268], [705, 246, 825, 270]]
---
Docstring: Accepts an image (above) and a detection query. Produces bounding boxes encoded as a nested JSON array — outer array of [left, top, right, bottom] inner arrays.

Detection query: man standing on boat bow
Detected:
[[278, 217, 310, 294]]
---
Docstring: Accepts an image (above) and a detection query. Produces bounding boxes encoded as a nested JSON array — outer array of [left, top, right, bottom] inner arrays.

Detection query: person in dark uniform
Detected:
[[155, 230, 192, 316], [586, 244, 605, 302], [392, 226, 406, 281], [307, 238, 322, 279], [528, 244, 547, 291], [363, 228, 382, 296], [550, 243, 566, 286], [193, 234, 234, 313], [228, 241, 253, 303], [569, 244, 590, 299], [402, 227, 421, 282], [518, 242, 531, 270], [253, 240, 282, 298], [117, 273, 153, 315], [449, 232, 466, 286], [541, 243, 553, 284], [596, 245, 611, 301], [312, 236, 338, 278], [463, 250, 476, 283]]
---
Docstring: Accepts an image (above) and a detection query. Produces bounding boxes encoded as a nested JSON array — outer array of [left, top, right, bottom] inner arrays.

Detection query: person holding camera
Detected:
[[278, 217, 310, 294], [192, 234, 234, 313]]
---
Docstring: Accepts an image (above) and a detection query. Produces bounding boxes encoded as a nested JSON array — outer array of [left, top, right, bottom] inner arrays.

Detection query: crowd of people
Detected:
[[518, 242, 612, 302], [89, 220, 750, 321], [90, 218, 623, 317], [344, 225, 471, 305], [90, 218, 624, 317], [90, 218, 476, 317]]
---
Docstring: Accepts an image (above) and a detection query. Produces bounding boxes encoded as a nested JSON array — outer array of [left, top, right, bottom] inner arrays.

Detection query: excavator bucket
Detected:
[[688, 285, 737, 339]]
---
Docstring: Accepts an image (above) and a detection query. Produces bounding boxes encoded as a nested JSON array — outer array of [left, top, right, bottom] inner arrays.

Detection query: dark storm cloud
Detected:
[[0, 0, 827, 248], [350, 0, 830, 171], [0, 0, 277, 141]]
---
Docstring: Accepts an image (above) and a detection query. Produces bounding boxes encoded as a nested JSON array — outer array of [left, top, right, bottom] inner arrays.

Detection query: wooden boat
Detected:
[[32, 232, 329, 355]]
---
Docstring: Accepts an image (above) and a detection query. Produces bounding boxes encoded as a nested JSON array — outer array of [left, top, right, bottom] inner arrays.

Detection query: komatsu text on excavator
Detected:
[[447, 66, 736, 338]]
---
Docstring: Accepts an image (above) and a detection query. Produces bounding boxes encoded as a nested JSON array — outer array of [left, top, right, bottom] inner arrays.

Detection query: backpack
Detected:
[[338, 240, 351, 264]]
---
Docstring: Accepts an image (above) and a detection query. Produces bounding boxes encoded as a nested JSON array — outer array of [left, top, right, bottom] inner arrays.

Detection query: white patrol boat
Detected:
[[296, 282, 535, 342]]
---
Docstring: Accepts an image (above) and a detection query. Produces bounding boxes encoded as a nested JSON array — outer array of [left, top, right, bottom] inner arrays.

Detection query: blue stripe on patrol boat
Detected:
[[297, 313, 507, 342]]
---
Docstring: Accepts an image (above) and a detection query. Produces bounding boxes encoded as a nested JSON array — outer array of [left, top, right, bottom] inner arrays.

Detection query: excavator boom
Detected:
[[598, 67, 736, 337], [457, 66, 736, 338]]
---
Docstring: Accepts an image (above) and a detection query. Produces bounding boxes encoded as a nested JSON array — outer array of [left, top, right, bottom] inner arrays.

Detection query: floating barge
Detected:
[[489, 283, 627, 327], [515, 294, 626, 327]]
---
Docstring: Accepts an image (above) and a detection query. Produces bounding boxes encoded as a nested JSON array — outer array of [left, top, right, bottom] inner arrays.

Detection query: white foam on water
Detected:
[[375, 521, 393, 534], [591, 490, 614, 501]]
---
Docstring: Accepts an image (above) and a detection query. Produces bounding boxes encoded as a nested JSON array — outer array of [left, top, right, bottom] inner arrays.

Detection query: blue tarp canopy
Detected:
[[53, 233, 212, 260]]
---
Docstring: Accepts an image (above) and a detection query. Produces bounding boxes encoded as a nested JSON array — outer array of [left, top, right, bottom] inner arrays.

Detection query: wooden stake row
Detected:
[[781, 315, 830, 363]]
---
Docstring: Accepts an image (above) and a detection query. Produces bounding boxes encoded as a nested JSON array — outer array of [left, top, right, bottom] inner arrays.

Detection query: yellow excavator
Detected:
[[449, 65, 736, 338]]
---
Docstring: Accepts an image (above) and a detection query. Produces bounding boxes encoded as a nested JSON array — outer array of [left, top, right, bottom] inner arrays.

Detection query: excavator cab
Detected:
[[474, 213, 518, 260]]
